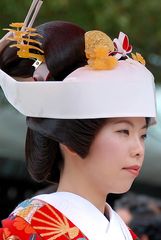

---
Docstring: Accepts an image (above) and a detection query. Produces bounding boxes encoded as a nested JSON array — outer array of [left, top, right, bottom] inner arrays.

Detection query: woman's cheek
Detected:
[[96, 137, 122, 159]]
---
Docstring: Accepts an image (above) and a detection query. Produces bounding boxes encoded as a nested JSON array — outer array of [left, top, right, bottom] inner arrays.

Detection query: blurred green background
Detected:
[[0, 0, 161, 83]]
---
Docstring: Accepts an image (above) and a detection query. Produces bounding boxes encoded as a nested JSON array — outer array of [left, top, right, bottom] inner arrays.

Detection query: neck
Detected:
[[57, 171, 107, 214]]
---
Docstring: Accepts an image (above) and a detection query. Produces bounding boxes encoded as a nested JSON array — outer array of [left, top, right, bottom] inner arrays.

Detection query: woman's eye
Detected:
[[141, 134, 147, 140], [117, 130, 129, 135]]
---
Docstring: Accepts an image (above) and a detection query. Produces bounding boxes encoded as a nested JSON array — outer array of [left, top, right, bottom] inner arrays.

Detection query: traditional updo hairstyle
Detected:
[[0, 40, 33, 77], [19, 21, 108, 184], [0, 20, 87, 79]]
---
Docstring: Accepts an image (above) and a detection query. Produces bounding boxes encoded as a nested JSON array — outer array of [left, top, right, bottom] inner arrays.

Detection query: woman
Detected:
[[0, 18, 156, 240]]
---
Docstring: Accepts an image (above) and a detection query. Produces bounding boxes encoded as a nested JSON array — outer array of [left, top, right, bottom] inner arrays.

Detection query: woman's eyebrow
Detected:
[[113, 120, 148, 129]]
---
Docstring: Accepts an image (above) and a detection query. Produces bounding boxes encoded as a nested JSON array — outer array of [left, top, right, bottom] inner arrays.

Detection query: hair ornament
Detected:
[[0, 0, 156, 123], [3, 23, 45, 63], [3, 0, 44, 64], [85, 30, 146, 70], [131, 52, 145, 65], [113, 32, 132, 59], [85, 30, 118, 70]]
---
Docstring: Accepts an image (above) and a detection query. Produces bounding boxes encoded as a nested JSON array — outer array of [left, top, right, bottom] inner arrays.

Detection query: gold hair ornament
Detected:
[[3, 23, 45, 63], [85, 30, 117, 70], [85, 30, 145, 70], [2, 0, 44, 65], [131, 52, 145, 65]]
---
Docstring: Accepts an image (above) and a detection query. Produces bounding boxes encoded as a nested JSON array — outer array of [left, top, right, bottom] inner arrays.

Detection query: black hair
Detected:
[[0, 21, 87, 80], [1, 20, 102, 184], [35, 21, 87, 81], [26, 117, 150, 184], [26, 118, 107, 183], [10, 20, 106, 184], [0, 45, 34, 77]]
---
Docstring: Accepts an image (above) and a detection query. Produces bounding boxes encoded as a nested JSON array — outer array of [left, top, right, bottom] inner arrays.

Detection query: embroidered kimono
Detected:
[[0, 192, 139, 240]]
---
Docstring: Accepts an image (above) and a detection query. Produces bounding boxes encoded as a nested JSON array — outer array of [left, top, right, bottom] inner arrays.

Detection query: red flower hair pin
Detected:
[[113, 32, 133, 59]]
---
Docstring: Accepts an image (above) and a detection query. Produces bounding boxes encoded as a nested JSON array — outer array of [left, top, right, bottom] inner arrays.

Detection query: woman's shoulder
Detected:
[[0, 198, 45, 240], [0, 196, 89, 240], [11, 198, 45, 220]]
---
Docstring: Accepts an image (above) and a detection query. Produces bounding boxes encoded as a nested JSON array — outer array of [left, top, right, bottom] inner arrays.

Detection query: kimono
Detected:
[[0, 192, 139, 240]]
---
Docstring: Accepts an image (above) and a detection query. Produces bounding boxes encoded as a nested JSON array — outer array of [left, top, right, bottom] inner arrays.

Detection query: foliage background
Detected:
[[0, 0, 161, 83]]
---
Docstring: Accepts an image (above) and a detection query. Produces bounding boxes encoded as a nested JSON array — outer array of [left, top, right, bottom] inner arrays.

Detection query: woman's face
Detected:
[[83, 117, 147, 195]]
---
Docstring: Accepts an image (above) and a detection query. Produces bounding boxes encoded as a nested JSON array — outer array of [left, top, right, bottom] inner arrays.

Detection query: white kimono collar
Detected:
[[105, 204, 133, 240], [33, 192, 132, 240]]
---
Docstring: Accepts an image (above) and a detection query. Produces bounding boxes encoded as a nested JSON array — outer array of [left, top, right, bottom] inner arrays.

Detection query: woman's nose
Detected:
[[130, 137, 144, 159]]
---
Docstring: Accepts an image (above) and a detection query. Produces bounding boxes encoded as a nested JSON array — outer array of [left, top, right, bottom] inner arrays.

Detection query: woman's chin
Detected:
[[111, 182, 134, 194]]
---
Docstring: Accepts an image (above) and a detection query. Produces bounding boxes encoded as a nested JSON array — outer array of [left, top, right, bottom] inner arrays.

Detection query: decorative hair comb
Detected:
[[3, 0, 44, 67], [85, 30, 145, 70], [3, 23, 44, 63]]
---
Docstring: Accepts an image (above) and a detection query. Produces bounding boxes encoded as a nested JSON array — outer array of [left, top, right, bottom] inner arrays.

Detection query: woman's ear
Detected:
[[59, 143, 78, 157]]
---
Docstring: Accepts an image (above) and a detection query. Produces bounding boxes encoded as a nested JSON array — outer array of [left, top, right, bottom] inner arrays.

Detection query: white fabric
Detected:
[[105, 204, 133, 240], [0, 59, 156, 123], [33, 192, 133, 240]]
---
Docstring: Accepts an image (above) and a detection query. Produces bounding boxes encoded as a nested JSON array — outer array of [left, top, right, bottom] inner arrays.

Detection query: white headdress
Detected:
[[0, 8, 157, 124]]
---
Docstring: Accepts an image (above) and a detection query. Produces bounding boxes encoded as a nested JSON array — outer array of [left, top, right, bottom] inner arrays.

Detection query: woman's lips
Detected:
[[123, 165, 141, 176]]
